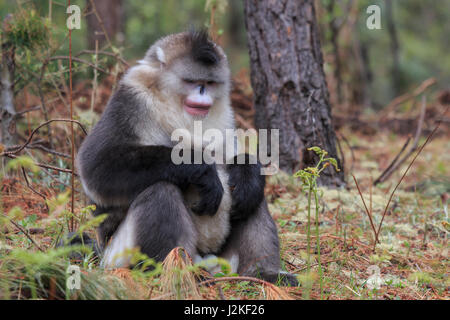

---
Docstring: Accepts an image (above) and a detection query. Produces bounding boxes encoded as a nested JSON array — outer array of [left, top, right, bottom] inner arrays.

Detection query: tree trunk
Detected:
[[325, 0, 343, 104], [386, 0, 401, 95], [0, 17, 17, 147], [228, 0, 246, 48], [244, 0, 344, 186], [86, 0, 124, 49]]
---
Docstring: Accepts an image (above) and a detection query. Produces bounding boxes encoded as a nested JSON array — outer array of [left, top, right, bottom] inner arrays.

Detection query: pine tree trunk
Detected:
[[86, 0, 124, 49], [244, 0, 344, 186]]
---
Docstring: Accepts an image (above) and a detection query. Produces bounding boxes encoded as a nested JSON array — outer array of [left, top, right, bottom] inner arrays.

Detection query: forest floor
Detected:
[[0, 77, 448, 300]]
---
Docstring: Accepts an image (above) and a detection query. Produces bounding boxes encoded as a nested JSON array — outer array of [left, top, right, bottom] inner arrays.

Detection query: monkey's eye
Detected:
[[183, 79, 196, 84], [206, 81, 216, 86]]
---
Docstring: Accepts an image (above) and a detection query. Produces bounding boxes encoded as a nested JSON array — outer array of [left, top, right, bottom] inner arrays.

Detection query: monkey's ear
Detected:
[[139, 46, 166, 68], [155, 46, 166, 65]]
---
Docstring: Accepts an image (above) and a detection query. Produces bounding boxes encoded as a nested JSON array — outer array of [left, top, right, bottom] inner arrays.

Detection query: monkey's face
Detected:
[[181, 79, 216, 116], [163, 57, 230, 118], [128, 31, 231, 125]]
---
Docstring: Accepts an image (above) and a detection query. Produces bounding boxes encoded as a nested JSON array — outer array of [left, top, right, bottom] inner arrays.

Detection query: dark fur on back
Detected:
[[189, 29, 219, 66]]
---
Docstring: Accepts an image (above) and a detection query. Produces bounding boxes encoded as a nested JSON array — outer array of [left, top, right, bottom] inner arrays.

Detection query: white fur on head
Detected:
[[122, 31, 234, 148], [123, 63, 234, 148], [156, 46, 166, 64]]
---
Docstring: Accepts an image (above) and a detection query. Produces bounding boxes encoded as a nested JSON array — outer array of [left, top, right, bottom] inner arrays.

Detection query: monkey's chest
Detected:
[[184, 165, 232, 254]]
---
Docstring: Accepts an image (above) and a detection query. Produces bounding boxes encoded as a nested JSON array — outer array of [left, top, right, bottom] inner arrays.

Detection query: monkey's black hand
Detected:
[[227, 154, 265, 221], [189, 163, 224, 216]]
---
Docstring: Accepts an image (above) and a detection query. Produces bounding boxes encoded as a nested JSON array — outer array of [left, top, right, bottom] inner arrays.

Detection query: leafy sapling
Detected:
[[294, 146, 340, 298]]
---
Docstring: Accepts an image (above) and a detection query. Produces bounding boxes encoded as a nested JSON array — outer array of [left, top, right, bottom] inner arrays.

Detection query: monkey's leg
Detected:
[[56, 206, 126, 263], [102, 182, 198, 268], [94, 205, 128, 249], [220, 200, 298, 286]]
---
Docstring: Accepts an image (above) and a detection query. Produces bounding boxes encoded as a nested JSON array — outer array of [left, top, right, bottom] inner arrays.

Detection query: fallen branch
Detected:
[[374, 96, 427, 185], [352, 174, 378, 247], [1, 212, 44, 252], [374, 135, 411, 185], [374, 105, 449, 251], [381, 78, 435, 120]]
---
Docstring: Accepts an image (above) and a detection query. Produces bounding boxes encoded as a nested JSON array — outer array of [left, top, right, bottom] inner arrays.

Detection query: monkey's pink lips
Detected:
[[183, 100, 211, 116]]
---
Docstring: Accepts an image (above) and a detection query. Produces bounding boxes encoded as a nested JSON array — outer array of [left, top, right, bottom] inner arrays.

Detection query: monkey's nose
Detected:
[[199, 85, 206, 95]]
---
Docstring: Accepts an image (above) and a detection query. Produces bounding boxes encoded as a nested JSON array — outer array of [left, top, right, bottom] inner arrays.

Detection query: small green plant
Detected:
[[3, 9, 49, 49], [0, 245, 142, 299], [294, 147, 339, 299], [297, 271, 318, 299]]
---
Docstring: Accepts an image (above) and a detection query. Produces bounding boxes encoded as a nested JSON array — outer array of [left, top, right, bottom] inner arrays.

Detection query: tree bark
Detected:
[[244, 0, 344, 186], [0, 17, 17, 147], [86, 0, 124, 49]]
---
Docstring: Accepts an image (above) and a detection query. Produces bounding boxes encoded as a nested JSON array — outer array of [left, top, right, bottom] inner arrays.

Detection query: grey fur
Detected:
[[219, 200, 298, 286]]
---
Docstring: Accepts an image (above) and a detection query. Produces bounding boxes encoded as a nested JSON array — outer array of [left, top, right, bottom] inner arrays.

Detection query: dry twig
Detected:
[[1, 212, 44, 252], [76, 49, 130, 68], [374, 96, 427, 185], [2, 119, 87, 156], [374, 105, 449, 250], [3, 153, 75, 174], [49, 55, 108, 74], [352, 174, 378, 247]]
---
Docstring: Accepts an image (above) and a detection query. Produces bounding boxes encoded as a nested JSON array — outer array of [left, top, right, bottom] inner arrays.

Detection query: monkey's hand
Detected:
[[227, 154, 266, 221], [189, 163, 224, 216]]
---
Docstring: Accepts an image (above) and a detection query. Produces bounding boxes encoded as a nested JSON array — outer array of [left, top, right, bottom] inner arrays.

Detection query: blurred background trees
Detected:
[[1, 0, 448, 107], [0, 0, 449, 183]]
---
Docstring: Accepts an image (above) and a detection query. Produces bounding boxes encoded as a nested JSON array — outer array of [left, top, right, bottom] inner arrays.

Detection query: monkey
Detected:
[[76, 30, 298, 286]]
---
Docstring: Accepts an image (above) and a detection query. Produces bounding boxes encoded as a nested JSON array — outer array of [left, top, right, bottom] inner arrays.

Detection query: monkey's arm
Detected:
[[227, 154, 266, 221], [80, 144, 223, 216]]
